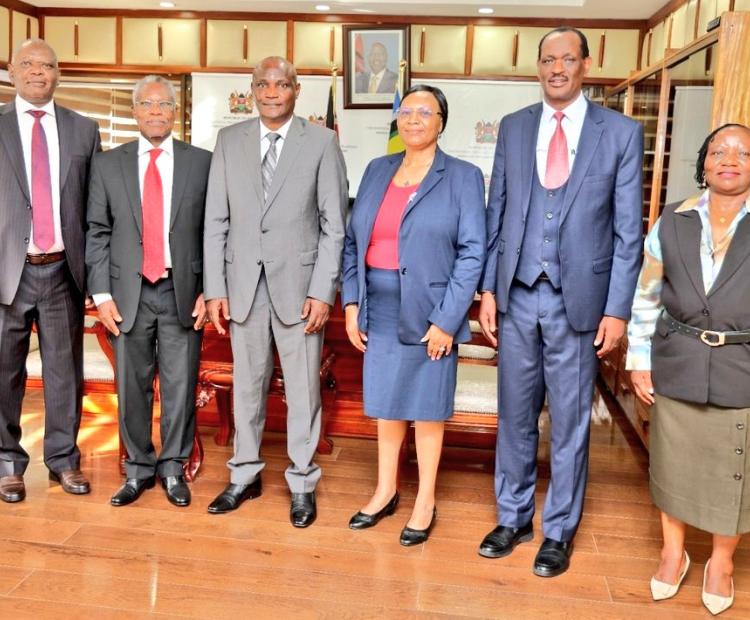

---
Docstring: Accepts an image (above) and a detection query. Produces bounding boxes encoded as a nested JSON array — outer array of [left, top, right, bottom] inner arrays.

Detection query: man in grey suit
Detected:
[[86, 75, 211, 507], [355, 42, 399, 94], [0, 39, 100, 503], [477, 28, 643, 576], [204, 56, 347, 527]]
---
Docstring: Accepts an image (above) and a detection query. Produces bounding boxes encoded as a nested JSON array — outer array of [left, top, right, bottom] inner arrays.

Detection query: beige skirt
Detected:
[[650, 393, 750, 535]]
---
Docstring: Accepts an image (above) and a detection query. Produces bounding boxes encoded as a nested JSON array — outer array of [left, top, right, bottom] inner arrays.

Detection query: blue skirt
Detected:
[[363, 268, 457, 421]]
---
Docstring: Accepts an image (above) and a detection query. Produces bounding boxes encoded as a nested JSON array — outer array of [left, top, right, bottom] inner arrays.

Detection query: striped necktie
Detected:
[[262, 132, 280, 202]]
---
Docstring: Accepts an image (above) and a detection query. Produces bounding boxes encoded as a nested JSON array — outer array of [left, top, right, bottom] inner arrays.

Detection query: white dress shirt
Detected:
[[93, 134, 174, 307], [535, 92, 588, 185], [260, 116, 293, 161], [16, 95, 63, 254]]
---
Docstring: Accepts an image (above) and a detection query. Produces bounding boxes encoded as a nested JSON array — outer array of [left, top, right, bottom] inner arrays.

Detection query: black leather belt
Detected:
[[26, 252, 65, 265], [661, 310, 750, 347]]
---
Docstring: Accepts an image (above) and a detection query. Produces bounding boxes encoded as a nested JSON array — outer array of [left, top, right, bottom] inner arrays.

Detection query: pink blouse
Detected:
[[365, 181, 419, 269]]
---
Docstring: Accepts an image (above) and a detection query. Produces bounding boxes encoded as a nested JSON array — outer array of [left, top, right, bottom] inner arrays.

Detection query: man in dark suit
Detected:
[[204, 56, 347, 527], [355, 42, 399, 94], [86, 75, 211, 507], [477, 28, 643, 576], [0, 39, 100, 503]]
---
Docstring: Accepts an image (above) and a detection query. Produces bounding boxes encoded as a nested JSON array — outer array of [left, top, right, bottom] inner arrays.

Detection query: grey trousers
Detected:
[[112, 277, 201, 479], [228, 273, 323, 493], [0, 259, 83, 476]]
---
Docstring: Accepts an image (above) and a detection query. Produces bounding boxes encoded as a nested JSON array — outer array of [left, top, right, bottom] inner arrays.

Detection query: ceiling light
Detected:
[[478, 7, 494, 14], [160, 1, 175, 6], [315, 4, 331, 10]]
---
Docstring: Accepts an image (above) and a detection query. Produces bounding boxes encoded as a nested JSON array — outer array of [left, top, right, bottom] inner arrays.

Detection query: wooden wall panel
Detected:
[[668, 2, 689, 49], [0, 7, 9, 63], [712, 11, 750, 127], [471, 26, 518, 74], [698, 0, 731, 34], [10, 11, 37, 52], [292, 22, 341, 69], [734, 0, 750, 10], [206, 19, 286, 68], [410, 24, 467, 74], [650, 20, 666, 63], [122, 18, 200, 66], [513, 26, 550, 75], [43, 16, 116, 64], [579, 28, 640, 78]]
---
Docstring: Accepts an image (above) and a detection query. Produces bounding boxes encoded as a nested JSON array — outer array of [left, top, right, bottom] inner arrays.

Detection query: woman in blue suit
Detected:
[[342, 84, 486, 545]]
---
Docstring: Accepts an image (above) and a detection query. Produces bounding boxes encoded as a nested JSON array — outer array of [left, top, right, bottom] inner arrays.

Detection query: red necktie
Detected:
[[544, 111, 569, 189], [142, 148, 165, 283], [28, 110, 54, 252]]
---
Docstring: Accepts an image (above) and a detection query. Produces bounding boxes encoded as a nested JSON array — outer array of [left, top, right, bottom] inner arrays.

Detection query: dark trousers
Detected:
[[494, 280, 598, 542], [113, 277, 201, 479], [0, 260, 83, 476]]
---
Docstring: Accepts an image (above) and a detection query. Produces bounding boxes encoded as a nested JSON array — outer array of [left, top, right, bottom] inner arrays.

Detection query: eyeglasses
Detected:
[[134, 100, 176, 112], [396, 106, 442, 121]]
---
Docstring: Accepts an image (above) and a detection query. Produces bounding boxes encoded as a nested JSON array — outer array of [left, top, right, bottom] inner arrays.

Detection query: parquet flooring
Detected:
[[1, 388, 748, 618]]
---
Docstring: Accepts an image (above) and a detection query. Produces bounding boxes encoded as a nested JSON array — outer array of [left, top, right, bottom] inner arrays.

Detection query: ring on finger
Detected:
[[438, 346, 446, 352]]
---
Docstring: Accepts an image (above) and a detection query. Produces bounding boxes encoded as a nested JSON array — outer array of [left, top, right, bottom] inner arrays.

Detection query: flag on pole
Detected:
[[387, 88, 405, 154], [354, 34, 365, 74], [325, 84, 338, 136]]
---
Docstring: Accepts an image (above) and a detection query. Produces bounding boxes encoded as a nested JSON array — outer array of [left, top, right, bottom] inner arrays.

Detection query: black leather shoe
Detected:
[[161, 475, 190, 507], [207, 477, 262, 514], [349, 492, 400, 530], [533, 538, 573, 577], [290, 492, 316, 528], [478, 522, 533, 558], [110, 477, 155, 506], [399, 507, 437, 546]]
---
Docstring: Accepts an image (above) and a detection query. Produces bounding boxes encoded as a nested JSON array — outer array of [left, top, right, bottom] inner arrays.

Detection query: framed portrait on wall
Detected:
[[343, 25, 410, 109]]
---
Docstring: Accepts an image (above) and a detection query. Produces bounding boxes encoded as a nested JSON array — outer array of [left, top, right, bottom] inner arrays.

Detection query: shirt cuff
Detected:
[[92, 293, 113, 307]]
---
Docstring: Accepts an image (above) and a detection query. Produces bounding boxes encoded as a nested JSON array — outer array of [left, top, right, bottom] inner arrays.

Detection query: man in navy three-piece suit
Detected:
[[477, 27, 643, 577]]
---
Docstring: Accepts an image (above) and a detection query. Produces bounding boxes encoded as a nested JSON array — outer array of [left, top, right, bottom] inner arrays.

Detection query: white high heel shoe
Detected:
[[702, 560, 735, 616], [650, 551, 690, 601]]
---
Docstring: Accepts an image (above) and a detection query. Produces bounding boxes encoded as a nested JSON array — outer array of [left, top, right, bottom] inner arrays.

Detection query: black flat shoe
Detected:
[[111, 476, 155, 506], [349, 492, 400, 530], [399, 507, 437, 546], [290, 491, 317, 528], [161, 475, 191, 507], [207, 477, 262, 514], [533, 538, 573, 578], [478, 522, 533, 558]]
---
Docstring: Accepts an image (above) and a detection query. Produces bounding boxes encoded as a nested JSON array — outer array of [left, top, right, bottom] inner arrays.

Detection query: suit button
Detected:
[[261, 228, 268, 233], [546, 212, 553, 220], [256, 259, 262, 265], [516, 248, 521, 254], [24, 237, 29, 243], [735, 473, 743, 481], [736, 448, 744, 455], [138, 239, 143, 245], [702, 308, 710, 316], [137, 272, 142, 278], [738, 423, 745, 430], [401, 267, 407, 275], [26, 204, 31, 210]]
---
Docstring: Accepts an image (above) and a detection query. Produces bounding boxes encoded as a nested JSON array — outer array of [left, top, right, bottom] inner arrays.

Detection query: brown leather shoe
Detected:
[[49, 469, 90, 495], [0, 475, 25, 503]]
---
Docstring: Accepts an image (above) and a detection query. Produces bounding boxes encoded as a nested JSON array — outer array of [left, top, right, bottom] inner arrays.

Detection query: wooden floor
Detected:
[[1, 389, 749, 619]]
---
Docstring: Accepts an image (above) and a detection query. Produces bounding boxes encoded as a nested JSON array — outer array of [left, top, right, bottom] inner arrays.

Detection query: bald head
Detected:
[[8, 38, 60, 106], [252, 56, 298, 86]]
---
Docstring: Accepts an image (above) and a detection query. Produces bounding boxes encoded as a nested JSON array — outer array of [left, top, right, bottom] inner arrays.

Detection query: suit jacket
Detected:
[[342, 148, 486, 344], [355, 69, 399, 94], [480, 100, 644, 332], [0, 101, 101, 304], [203, 115, 348, 325], [85, 139, 212, 333]]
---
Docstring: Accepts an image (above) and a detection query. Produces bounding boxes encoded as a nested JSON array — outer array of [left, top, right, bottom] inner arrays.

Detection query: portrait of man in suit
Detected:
[[477, 28, 643, 576], [0, 39, 100, 503], [203, 56, 348, 527], [86, 75, 212, 508], [355, 42, 399, 95]]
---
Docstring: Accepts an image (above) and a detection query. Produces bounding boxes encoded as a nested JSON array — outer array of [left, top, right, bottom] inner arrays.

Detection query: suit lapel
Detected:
[[170, 139, 191, 229], [674, 210, 709, 304], [560, 102, 604, 225], [55, 104, 73, 192], [243, 119, 263, 206], [120, 141, 142, 234], [402, 148, 446, 221], [708, 214, 750, 297], [264, 116, 303, 214], [0, 103, 31, 203], [520, 104, 542, 221]]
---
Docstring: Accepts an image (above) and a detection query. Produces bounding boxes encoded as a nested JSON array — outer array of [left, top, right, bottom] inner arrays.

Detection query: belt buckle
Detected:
[[700, 330, 725, 347]]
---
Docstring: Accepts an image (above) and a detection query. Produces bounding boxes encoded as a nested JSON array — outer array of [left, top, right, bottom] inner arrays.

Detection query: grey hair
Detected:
[[252, 56, 298, 85], [11, 38, 58, 66], [132, 75, 177, 106]]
